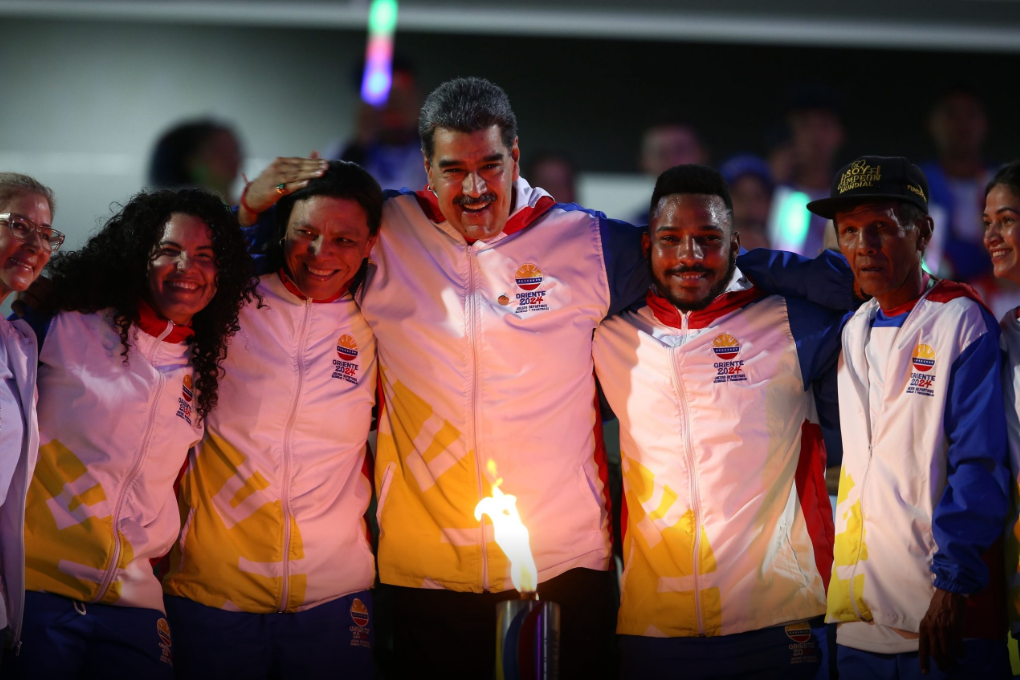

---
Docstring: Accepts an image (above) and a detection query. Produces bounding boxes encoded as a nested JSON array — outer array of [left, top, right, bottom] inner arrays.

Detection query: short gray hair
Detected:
[[0, 173, 56, 218], [418, 77, 517, 161]]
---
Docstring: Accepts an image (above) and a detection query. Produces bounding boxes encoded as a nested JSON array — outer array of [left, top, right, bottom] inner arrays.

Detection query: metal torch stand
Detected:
[[495, 597, 560, 680]]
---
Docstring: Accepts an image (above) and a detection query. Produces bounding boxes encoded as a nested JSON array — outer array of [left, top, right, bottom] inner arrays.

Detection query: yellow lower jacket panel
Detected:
[[618, 456, 721, 637], [24, 440, 126, 604], [827, 468, 873, 623], [375, 372, 511, 593], [163, 433, 308, 613]]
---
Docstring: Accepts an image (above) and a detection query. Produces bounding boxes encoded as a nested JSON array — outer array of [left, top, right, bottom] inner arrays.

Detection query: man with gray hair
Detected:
[[365, 76, 640, 678]]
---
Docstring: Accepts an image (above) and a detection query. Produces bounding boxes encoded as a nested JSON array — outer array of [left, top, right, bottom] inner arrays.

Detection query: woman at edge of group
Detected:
[[982, 159, 1020, 652], [161, 160, 382, 678], [2, 188, 258, 678], [0, 174, 60, 671]]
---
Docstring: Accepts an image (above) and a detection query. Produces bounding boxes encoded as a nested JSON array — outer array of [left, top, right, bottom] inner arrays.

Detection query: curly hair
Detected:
[[44, 188, 258, 421]]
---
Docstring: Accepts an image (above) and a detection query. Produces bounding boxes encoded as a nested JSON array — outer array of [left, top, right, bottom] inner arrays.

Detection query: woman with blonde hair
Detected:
[[0, 173, 61, 669]]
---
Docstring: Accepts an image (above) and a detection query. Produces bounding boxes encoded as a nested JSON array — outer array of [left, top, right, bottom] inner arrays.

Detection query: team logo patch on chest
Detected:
[[512, 263, 550, 313], [712, 333, 747, 383], [332, 334, 361, 385], [906, 344, 936, 397], [175, 374, 194, 425]]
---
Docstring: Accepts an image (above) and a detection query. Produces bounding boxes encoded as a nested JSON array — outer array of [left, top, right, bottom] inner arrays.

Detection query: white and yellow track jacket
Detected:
[[593, 273, 843, 637], [363, 182, 648, 593], [829, 282, 1009, 640], [162, 272, 377, 612], [0, 317, 40, 649], [241, 187, 858, 596], [24, 308, 202, 614]]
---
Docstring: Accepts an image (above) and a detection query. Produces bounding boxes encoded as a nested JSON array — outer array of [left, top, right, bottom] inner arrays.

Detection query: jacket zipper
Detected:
[[848, 443, 875, 620], [669, 312, 706, 635], [12, 329, 39, 651], [279, 299, 311, 612], [466, 245, 489, 591], [847, 299, 912, 620], [93, 323, 172, 603]]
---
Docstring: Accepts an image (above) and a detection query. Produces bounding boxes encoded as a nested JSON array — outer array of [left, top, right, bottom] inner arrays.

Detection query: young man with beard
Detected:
[[593, 164, 845, 679], [815, 156, 1011, 679], [238, 80, 855, 678]]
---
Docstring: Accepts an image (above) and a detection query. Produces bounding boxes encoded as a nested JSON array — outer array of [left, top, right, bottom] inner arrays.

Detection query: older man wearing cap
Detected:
[[811, 156, 1011, 679]]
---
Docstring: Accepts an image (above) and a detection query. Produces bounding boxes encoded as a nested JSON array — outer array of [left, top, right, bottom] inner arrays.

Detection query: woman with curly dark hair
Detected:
[[161, 161, 381, 678], [3, 188, 257, 679]]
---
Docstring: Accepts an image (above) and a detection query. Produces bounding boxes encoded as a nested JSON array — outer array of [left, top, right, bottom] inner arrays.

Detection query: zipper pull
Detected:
[[681, 312, 690, 333], [156, 321, 174, 343]]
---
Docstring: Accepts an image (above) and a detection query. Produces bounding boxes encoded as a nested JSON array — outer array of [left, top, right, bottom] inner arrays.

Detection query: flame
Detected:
[[474, 460, 538, 593]]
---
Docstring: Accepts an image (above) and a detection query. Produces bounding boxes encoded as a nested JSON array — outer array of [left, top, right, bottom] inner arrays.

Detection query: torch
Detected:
[[475, 462, 561, 680]]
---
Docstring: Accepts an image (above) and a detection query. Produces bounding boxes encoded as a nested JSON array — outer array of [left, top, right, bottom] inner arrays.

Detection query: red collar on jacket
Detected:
[[414, 187, 556, 243], [136, 298, 195, 343], [278, 268, 348, 303], [878, 297, 921, 318], [646, 285, 766, 330], [875, 274, 934, 317]]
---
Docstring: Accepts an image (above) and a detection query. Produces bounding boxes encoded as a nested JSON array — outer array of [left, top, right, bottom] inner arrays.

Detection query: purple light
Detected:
[[360, 0, 398, 106]]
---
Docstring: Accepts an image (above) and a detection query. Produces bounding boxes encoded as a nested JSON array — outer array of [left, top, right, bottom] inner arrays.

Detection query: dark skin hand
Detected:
[[238, 153, 328, 227], [918, 588, 967, 674]]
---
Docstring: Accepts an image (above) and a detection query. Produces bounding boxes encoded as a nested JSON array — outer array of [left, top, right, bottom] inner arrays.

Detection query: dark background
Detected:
[[0, 4, 1017, 248]]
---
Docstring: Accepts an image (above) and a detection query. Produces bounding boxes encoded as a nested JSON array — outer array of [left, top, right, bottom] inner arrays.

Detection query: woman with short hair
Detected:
[[161, 161, 382, 679], [3, 188, 258, 678], [0, 173, 60, 667]]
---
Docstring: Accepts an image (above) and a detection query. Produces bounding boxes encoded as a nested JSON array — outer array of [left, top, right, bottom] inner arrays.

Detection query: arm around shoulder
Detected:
[[738, 248, 857, 312], [599, 216, 650, 317]]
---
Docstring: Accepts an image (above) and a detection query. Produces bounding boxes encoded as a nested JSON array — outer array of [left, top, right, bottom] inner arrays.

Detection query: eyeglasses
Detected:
[[0, 213, 65, 252]]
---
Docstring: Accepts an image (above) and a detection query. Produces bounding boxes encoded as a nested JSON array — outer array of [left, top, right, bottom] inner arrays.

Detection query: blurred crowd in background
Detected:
[[143, 58, 1013, 316]]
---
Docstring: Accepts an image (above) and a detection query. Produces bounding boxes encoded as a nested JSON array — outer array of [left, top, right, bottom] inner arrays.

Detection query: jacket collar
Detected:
[[875, 274, 933, 318], [136, 298, 194, 343], [277, 268, 349, 303], [414, 177, 556, 242], [646, 269, 764, 330]]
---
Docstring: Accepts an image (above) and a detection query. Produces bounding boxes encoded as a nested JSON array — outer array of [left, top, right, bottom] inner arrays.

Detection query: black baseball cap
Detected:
[[806, 156, 929, 219]]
